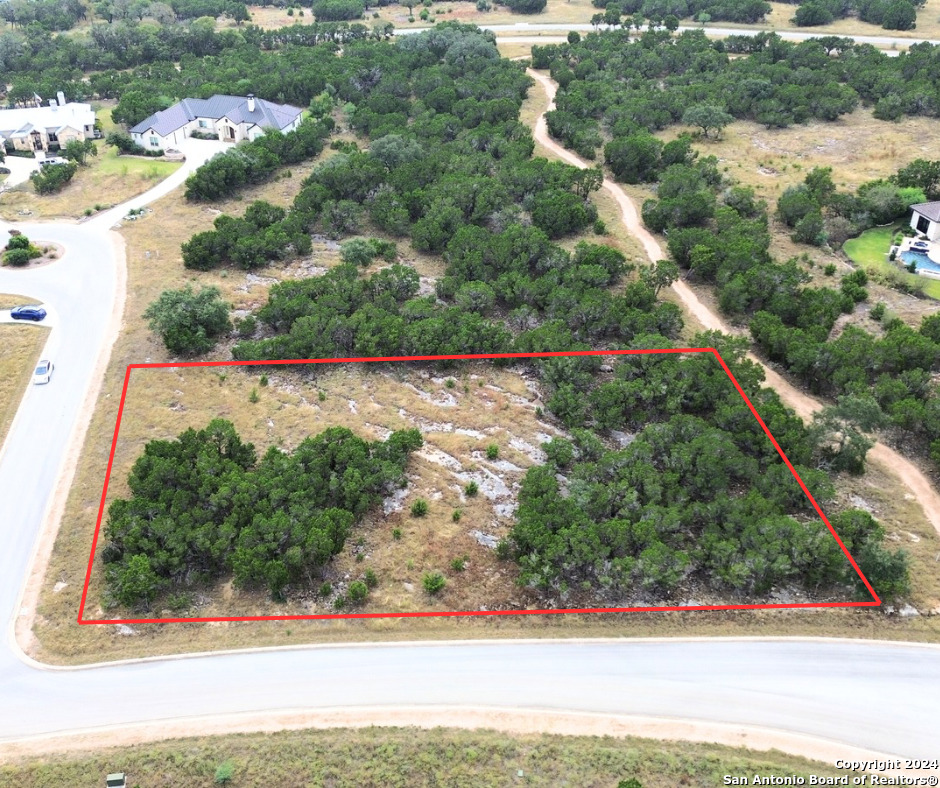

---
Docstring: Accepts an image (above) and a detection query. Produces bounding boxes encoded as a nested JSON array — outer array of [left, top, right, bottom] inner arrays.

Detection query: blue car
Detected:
[[10, 305, 47, 322]]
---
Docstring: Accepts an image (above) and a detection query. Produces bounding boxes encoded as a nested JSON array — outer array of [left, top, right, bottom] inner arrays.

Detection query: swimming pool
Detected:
[[899, 250, 940, 274]]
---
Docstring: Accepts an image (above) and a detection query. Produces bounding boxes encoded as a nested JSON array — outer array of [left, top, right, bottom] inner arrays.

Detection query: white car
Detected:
[[32, 359, 53, 385]]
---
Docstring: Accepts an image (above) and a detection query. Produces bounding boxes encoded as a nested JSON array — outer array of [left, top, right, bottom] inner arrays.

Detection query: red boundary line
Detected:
[[77, 349, 881, 624]]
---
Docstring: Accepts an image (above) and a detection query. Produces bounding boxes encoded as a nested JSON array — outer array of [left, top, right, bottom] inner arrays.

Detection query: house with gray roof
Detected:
[[129, 94, 303, 152], [910, 201, 940, 242]]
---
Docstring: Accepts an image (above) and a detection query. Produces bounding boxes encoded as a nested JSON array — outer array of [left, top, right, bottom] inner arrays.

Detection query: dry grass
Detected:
[[0, 726, 851, 787], [0, 144, 181, 222], [0, 317, 49, 450], [657, 108, 940, 328], [77, 361, 552, 623]]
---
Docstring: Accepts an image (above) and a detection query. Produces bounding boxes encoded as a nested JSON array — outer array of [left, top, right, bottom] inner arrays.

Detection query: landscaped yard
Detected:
[[0, 144, 181, 221], [843, 226, 940, 300]]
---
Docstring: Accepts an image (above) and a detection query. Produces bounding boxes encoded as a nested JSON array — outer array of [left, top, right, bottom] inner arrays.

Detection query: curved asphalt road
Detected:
[[400, 21, 939, 49], [0, 82, 938, 766]]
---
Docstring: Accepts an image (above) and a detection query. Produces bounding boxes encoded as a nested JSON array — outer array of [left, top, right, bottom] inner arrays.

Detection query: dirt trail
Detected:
[[527, 67, 940, 540]]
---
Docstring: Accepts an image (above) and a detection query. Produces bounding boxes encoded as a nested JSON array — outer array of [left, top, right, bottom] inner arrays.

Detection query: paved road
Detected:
[[0, 638, 938, 761], [0, 102, 938, 766], [400, 22, 938, 49]]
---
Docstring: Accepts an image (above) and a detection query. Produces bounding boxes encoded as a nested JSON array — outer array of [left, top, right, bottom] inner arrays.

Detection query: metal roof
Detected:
[[130, 95, 302, 136]]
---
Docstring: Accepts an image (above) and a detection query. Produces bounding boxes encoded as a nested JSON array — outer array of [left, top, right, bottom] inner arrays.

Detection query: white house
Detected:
[[910, 201, 940, 242], [129, 94, 303, 151], [0, 98, 96, 153]]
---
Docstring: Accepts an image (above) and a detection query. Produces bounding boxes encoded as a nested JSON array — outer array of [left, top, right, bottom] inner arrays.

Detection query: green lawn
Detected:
[[843, 225, 940, 300], [95, 145, 180, 179]]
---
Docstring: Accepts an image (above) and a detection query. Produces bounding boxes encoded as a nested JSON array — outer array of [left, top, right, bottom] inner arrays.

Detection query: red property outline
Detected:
[[77, 349, 881, 625]]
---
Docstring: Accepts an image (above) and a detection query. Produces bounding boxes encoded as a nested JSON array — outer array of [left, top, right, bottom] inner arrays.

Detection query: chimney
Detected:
[[49, 99, 57, 110], [247, 93, 255, 113], [57, 91, 66, 106]]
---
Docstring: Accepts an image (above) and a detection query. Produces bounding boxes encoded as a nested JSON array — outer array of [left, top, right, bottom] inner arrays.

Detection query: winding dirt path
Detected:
[[527, 67, 940, 540]]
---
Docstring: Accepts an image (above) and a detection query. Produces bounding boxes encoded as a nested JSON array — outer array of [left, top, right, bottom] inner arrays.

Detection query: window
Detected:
[[917, 215, 930, 234], [199, 120, 208, 128], [150, 136, 159, 147]]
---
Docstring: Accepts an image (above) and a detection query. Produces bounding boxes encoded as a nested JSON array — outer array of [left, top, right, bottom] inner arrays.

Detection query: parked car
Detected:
[[911, 241, 930, 252], [39, 156, 67, 167], [32, 359, 53, 385], [9, 305, 47, 321]]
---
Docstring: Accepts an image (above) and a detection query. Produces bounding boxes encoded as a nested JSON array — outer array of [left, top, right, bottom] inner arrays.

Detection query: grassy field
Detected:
[[0, 726, 853, 787], [0, 143, 181, 221], [0, 296, 50, 451]]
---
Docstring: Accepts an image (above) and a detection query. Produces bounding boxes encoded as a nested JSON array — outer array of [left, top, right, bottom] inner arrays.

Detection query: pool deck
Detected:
[[897, 238, 940, 279]]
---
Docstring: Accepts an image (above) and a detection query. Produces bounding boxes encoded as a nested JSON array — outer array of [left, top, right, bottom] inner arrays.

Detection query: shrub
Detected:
[[29, 162, 78, 195], [143, 285, 232, 356], [364, 568, 378, 588], [593, 218, 607, 234], [249, 388, 259, 403], [333, 594, 347, 609], [450, 556, 467, 572], [486, 444, 499, 459], [319, 581, 332, 596], [3, 248, 31, 267], [452, 509, 462, 522], [215, 761, 235, 785], [870, 302, 886, 321], [824, 263, 837, 276], [259, 373, 269, 387], [6, 234, 30, 250], [339, 237, 375, 266], [235, 314, 257, 338], [411, 498, 429, 517], [348, 579, 368, 603], [465, 481, 479, 496], [423, 571, 446, 595], [392, 527, 402, 540]]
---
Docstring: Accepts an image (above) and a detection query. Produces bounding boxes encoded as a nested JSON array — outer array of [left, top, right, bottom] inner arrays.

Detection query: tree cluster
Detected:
[[182, 199, 311, 271], [533, 28, 940, 149], [790, 0, 920, 31], [312, 0, 365, 20], [183, 119, 333, 202], [510, 335, 909, 601], [591, 0, 771, 23], [775, 165, 925, 247], [0, 0, 87, 31], [103, 419, 423, 606]]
